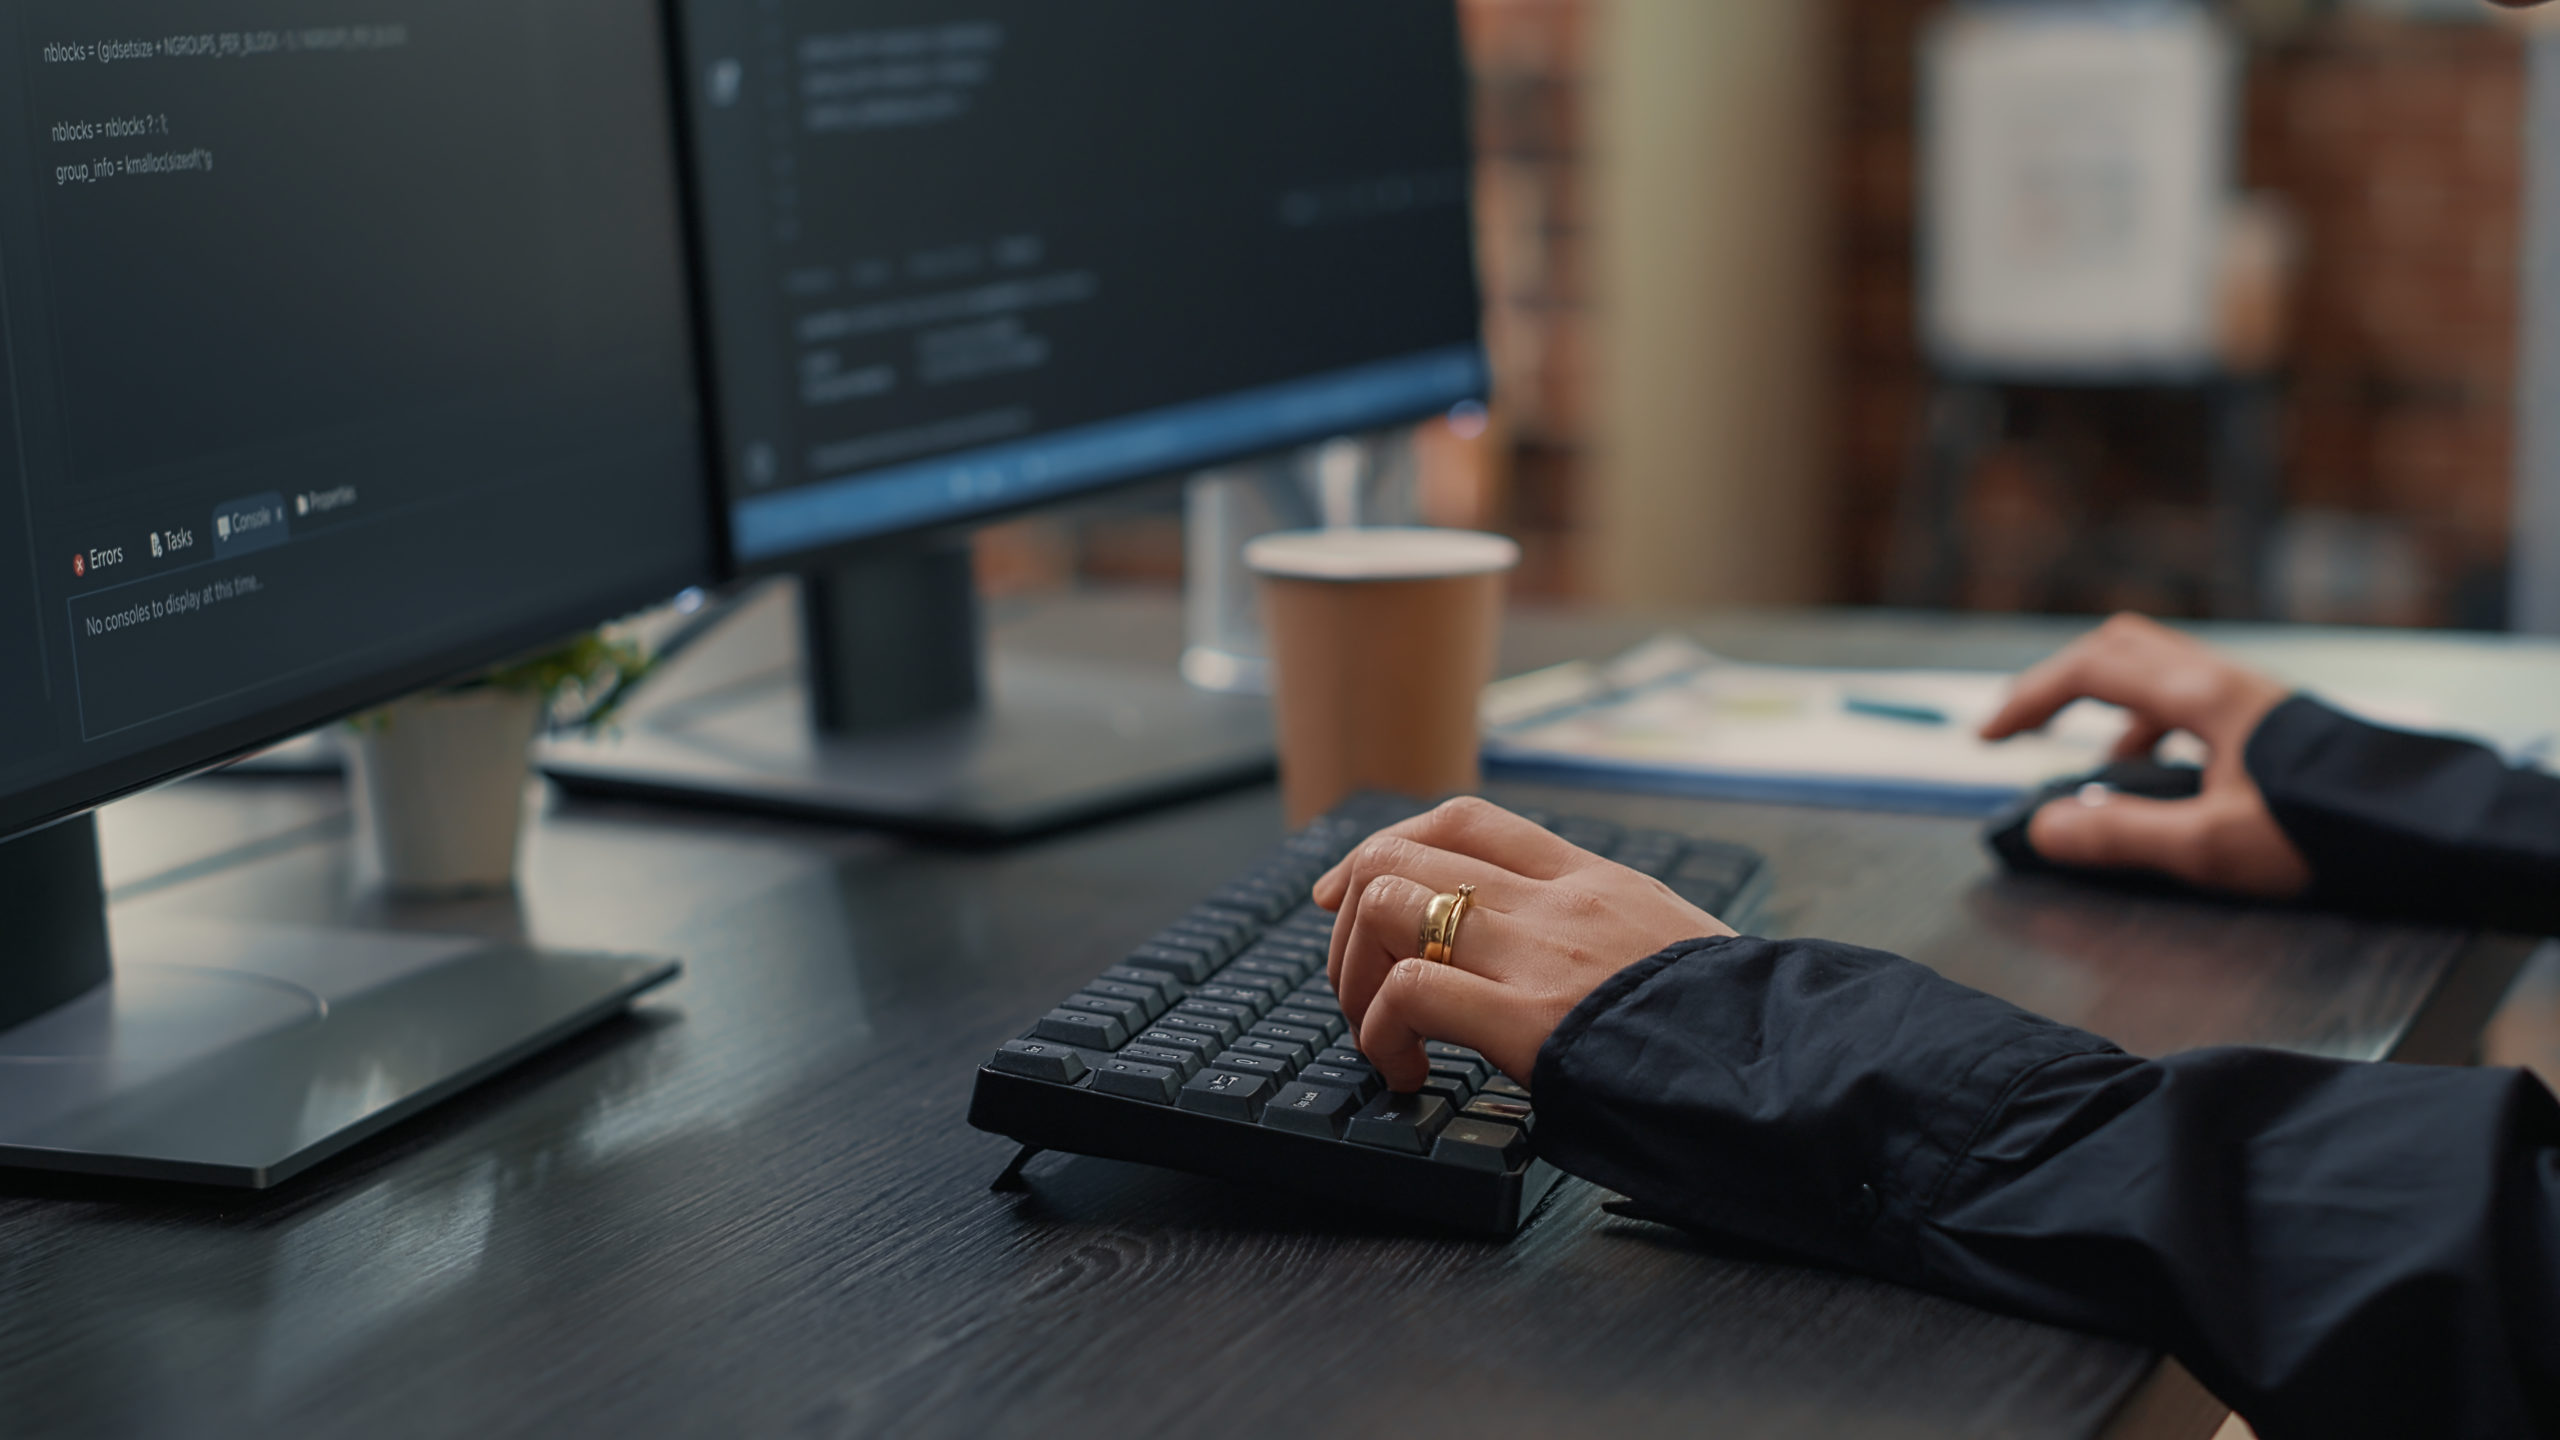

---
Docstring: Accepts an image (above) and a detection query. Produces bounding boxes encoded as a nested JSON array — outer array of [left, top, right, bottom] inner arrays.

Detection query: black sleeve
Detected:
[[1534, 936, 2560, 1440], [2248, 695, 2560, 934]]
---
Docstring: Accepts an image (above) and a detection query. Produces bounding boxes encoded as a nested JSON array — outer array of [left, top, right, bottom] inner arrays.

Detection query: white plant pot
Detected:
[[348, 689, 543, 896]]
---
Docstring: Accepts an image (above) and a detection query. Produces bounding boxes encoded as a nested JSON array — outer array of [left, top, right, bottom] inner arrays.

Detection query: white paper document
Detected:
[[1480, 636, 2455, 816]]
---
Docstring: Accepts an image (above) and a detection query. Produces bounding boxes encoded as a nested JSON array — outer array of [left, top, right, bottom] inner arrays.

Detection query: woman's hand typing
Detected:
[[1312, 797, 1733, 1092]]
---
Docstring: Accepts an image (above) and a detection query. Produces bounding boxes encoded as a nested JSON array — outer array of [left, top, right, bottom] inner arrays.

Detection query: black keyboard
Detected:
[[966, 794, 1771, 1237]]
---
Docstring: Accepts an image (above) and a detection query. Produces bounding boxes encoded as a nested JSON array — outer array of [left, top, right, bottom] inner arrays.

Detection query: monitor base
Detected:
[[538, 651, 1275, 842], [0, 920, 676, 1188]]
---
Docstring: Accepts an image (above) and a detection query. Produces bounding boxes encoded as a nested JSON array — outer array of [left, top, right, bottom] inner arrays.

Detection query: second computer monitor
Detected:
[[541, 0, 1490, 839], [674, 0, 1488, 567]]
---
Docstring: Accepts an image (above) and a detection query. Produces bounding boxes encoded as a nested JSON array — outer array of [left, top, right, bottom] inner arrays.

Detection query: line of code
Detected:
[[40, 24, 411, 188]]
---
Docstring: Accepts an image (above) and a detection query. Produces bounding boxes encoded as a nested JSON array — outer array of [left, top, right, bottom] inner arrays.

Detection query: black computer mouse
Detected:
[[1985, 759, 2205, 879]]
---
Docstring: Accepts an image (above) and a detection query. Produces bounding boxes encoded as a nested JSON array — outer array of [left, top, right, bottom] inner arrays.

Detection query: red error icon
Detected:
[[71, 553, 85, 578]]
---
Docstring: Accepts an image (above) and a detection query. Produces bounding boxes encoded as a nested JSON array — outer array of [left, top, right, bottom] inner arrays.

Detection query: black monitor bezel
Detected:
[[0, 0, 729, 851], [716, 378, 1489, 581]]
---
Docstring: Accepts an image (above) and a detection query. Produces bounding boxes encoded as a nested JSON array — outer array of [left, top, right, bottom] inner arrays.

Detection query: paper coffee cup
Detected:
[[1246, 528, 1521, 827]]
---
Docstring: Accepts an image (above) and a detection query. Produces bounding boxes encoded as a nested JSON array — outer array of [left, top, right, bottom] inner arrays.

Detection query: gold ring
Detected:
[[1419, 884, 1476, 965]]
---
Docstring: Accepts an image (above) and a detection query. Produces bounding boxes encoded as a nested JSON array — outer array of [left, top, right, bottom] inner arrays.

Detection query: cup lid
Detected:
[[1244, 527, 1522, 582]]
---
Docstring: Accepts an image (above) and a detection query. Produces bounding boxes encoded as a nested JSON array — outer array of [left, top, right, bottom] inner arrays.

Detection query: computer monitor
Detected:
[[0, 0, 714, 1183], [540, 0, 1489, 839]]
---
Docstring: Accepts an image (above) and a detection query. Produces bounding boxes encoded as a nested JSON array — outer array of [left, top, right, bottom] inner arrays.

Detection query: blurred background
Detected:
[[978, 0, 2560, 636]]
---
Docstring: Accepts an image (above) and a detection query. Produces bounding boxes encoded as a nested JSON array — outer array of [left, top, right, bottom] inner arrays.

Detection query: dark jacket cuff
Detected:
[[1533, 935, 2123, 1284], [2246, 693, 2560, 932]]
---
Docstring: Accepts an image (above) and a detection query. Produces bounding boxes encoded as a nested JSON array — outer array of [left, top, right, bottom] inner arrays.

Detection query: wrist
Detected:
[[2214, 668, 2292, 749]]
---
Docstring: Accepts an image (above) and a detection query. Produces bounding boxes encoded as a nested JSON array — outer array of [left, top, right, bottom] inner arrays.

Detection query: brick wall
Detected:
[[2251, 18, 2524, 623], [1832, 2, 2527, 623], [1459, 0, 1597, 599], [1837, 0, 1933, 605]]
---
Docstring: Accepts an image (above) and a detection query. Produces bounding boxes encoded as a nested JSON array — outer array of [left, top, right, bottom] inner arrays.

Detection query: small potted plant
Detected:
[[346, 630, 651, 896]]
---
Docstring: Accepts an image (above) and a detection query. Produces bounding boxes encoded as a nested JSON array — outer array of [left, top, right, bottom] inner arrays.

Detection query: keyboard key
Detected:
[[1266, 1007, 1344, 1043], [1463, 1096, 1535, 1134], [1178, 1068, 1277, 1122], [1150, 933, 1230, 974], [1424, 1041, 1481, 1066], [1064, 994, 1147, 1032], [1345, 1093, 1452, 1154], [1420, 1072, 1473, 1108], [1163, 922, 1244, 964], [1481, 1075, 1532, 1102], [1286, 823, 1351, 858], [1124, 942, 1215, 985], [1283, 991, 1340, 1015], [1117, 1043, 1202, 1080], [1252, 1020, 1327, 1052], [1103, 965, 1189, 1004], [1160, 1010, 1242, 1047], [1226, 956, 1307, 985], [1032, 1007, 1127, 1050], [1190, 989, 1270, 1021], [1213, 971, 1293, 1002], [1188, 903, 1262, 939], [1177, 997, 1258, 1029], [1430, 1118, 1528, 1172], [1613, 830, 1687, 878], [1227, 1034, 1310, 1069], [1296, 976, 1337, 998], [1209, 1049, 1296, 1082], [1081, 979, 1165, 1021], [1094, 1058, 1182, 1104], [1428, 1055, 1487, 1089], [1209, 879, 1292, 922], [1286, 1008, 1344, 1037], [1315, 1047, 1371, 1071], [1299, 1063, 1380, 1102], [990, 1039, 1088, 1084], [1134, 1028, 1220, 1065], [1180, 905, 1256, 936], [1670, 848, 1758, 912], [1262, 1082, 1360, 1139]]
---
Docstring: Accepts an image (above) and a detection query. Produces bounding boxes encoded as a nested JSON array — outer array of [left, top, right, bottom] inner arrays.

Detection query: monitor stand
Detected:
[[0, 815, 677, 1187], [536, 543, 1276, 842]]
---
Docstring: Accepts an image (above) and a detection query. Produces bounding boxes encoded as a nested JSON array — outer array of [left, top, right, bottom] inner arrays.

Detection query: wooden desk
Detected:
[[0, 599, 2545, 1440]]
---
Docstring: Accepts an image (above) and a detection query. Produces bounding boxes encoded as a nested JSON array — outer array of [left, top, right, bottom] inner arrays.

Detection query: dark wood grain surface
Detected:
[[1, 595, 2543, 1440]]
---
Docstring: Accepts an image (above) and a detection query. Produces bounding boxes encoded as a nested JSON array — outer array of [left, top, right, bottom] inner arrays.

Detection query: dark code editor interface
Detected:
[[676, 0, 1488, 563], [0, 0, 711, 820]]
